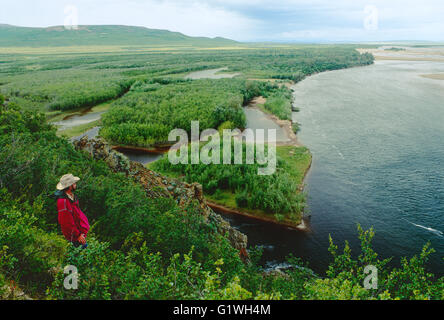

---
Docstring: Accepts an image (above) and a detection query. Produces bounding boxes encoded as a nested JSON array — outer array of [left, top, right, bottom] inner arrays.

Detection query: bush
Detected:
[[152, 142, 310, 219], [235, 190, 249, 208], [0, 191, 68, 294], [101, 79, 255, 147]]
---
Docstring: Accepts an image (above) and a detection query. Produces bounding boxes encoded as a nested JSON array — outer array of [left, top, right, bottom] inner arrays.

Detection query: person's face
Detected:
[[70, 183, 77, 191]]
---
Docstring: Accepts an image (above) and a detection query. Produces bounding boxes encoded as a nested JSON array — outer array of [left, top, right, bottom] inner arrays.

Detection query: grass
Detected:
[[205, 189, 302, 226], [252, 97, 272, 116], [90, 101, 112, 113], [277, 145, 312, 182], [0, 25, 237, 47]]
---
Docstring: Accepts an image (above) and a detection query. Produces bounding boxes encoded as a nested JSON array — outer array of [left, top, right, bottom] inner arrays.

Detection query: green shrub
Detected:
[[0, 191, 68, 294], [152, 142, 309, 218]]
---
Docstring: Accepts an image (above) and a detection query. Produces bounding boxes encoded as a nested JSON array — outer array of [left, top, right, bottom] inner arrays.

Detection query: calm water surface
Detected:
[[52, 111, 105, 130]]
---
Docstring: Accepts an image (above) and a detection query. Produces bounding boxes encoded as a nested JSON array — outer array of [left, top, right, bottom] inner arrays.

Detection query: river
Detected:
[[52, 111, 105, 131], [219, 59, 444, 276]]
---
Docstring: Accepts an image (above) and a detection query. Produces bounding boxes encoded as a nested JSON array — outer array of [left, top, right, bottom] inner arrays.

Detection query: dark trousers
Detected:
[[72, 241, 88, 249]]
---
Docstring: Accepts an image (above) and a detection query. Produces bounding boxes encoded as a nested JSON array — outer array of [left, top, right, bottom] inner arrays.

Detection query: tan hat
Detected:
[[56, 174, 80, 190]]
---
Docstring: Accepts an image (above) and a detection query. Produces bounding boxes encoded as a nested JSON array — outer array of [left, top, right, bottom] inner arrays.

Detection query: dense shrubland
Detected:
[[1, 68, 134, 112], [100, 78, 302, 147], [0, 45, 373, 115], [0, 100, 442, 300], [100, 78, 249, 147], [260, 84, 294, 120]]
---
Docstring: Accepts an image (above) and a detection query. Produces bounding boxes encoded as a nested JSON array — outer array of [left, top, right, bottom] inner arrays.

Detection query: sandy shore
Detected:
[[207, 201, 308, 231], [247, 96, 302, 147]]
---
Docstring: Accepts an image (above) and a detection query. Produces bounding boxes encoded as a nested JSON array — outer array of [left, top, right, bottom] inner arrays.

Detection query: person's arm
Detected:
[[57, 199, 81, 242]]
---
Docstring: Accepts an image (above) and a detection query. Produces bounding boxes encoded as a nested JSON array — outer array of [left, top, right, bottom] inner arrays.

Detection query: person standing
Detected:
[[54, 174, 90, 248]]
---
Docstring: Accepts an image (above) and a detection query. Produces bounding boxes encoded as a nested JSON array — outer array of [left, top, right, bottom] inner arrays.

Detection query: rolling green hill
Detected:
[[0, 24, 238, 47]]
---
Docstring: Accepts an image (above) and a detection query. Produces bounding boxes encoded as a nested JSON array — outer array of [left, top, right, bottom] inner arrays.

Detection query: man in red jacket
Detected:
[[55, 174, 90, 248]]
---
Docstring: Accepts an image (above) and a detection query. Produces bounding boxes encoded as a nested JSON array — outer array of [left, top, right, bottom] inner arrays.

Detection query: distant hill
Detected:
[[0, 24, 238, 47]]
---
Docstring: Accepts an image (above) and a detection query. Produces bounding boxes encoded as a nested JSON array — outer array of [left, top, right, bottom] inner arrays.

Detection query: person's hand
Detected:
[[78, 234, 86, 245]]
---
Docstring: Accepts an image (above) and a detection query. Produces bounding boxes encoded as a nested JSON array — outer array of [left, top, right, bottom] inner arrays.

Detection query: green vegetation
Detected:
[[0, 101, 243, 298], [0, 42, 373, 121], [262, 85, 294, 120], [384, 47, 406, 51], [0, 25, 238, 47], [100, 78, 249, 147], [1, 68, 134, 112], [1, 101, 443, 300], [0, 28, 376, 229], [150, 143, 312, 225]]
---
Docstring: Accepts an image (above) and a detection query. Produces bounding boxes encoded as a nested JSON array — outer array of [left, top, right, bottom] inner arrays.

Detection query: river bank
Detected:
[[207, 201, 309, 231], [246, 96, 301, 147]]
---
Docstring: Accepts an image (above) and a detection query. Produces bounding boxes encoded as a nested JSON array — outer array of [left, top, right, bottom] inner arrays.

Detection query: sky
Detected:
[[1, 0, 443, 42]]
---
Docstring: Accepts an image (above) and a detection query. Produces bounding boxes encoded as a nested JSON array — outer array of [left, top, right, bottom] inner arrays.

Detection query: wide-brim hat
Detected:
[[56, 174, 80, 190]]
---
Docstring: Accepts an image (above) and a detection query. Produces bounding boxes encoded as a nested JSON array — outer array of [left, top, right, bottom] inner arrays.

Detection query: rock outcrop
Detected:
[[74, 137, 248, 259]]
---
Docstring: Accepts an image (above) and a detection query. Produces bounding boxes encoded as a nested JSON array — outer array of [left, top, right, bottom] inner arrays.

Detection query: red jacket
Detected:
[[57, 196, 90, 242]]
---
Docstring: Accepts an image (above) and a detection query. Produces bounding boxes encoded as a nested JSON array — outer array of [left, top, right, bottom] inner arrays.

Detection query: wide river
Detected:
[[220, 59, 444, 276]]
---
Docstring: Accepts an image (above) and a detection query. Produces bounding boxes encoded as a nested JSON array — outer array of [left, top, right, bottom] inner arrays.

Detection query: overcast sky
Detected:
[[1, 0, 443, 42]]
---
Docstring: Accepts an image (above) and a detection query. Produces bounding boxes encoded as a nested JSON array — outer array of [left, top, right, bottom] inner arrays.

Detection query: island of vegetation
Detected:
[[1, 25, 442, 300]]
